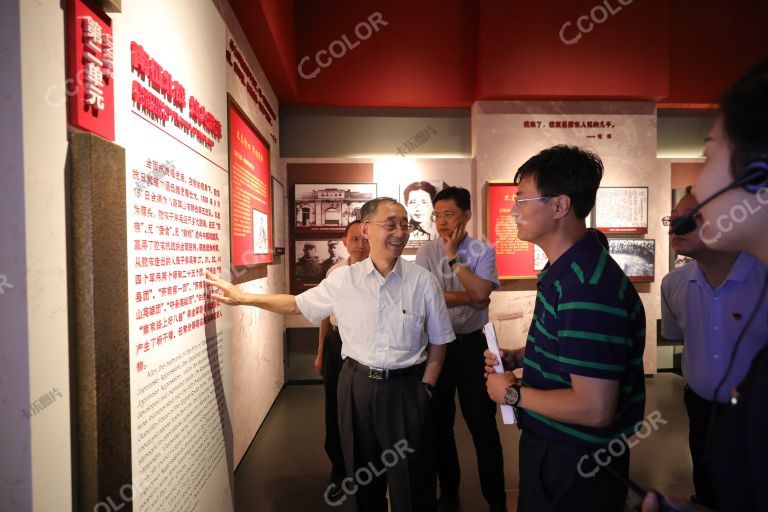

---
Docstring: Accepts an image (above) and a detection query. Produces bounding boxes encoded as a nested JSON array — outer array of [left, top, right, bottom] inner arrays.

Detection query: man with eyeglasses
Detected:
[[483, 145, 646, 512], [660, 188, 768, 509], [415, 186, 507, 512], [205, 197, 454, 511]]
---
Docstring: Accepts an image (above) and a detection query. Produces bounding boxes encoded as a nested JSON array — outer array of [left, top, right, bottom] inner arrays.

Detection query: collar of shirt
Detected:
[[689, 252, 759, 290], [362, 256, 404, 283], [457, 233, 474, 255], [538, 231, 602, 289]]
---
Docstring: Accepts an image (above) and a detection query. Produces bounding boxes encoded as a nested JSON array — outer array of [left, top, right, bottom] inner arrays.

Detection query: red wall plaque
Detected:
[[486, 181, 538, 280], [229, 100, 272, 266], [67, 0, 115, 141]]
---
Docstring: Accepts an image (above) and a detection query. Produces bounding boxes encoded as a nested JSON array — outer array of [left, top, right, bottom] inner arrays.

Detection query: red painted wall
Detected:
[[294, 0, 476, 107], [229, 0, 768, 107], [476, 0, 669, 100], [664, 0, 768, 105]]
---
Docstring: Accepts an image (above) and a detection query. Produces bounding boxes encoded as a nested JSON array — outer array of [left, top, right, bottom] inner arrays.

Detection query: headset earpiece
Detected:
[[738, 160, 768, 193]]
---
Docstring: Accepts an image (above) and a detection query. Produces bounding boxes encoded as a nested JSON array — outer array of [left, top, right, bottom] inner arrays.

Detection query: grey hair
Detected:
[[359, 197, 402, 221]]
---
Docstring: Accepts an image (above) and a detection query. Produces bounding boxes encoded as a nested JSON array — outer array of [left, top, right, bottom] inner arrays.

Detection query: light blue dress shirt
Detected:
[[415, 234, 500, 334], [661, 252, 768, 403]]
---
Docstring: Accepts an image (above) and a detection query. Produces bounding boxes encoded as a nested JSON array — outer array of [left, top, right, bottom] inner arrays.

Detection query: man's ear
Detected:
[[463, 210, 473, 223], [361, 221, 370, 239], [552, 195, 572, 220]]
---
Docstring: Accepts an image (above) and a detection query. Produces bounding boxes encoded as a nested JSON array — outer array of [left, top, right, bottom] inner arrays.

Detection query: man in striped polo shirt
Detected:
[[485, 145, 646, 512]]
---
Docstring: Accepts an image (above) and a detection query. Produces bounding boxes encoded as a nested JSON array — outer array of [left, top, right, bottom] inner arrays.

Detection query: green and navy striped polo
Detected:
[[519, 231, 646, 448]]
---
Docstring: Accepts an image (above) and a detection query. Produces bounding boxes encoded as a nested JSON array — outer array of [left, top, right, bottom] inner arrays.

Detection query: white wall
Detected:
[[473, 101, 665, 373], [2, 0, 287, 509], [0, 0, 73, 511], [0, 0, 32, 509], [214, 0, 286, 466]]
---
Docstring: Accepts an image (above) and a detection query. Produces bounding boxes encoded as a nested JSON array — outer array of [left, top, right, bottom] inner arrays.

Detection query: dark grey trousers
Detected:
[[518, 429, 629, 512], [337, 359, 436, 512]]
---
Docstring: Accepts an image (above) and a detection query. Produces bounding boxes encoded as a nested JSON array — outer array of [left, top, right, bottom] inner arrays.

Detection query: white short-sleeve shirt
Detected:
[[296, 257, 455, 369]]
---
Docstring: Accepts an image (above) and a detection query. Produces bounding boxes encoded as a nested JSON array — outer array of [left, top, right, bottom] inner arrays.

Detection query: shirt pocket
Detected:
[[396, 310, 426, 350]]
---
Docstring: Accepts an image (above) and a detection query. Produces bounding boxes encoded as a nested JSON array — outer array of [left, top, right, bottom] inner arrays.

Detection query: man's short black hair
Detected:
[[433, 186, 471, 211], [344, 220, 362, 239], [514, 144, 604, 219], [720, 60, 768, 180]]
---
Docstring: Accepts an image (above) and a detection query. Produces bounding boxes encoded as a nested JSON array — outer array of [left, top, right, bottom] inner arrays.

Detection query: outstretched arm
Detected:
[[205, 271, 301, 315]]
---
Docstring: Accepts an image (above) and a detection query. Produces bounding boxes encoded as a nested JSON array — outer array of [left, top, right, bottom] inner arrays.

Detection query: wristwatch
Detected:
[[503, 384, 521, 407], [422, 382, 435, 398], [447, 254, 463, 269]]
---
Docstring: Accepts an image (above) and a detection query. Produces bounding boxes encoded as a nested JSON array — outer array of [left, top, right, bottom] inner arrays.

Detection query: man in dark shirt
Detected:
[[485, 145, 646, 512]]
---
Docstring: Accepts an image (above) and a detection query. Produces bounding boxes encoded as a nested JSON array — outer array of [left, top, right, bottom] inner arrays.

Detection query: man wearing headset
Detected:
[[644, 60, 768, 511], [661, 189, 768, 509]]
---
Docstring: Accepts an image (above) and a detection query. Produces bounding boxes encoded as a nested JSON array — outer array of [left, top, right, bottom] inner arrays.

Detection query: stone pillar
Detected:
[[70, 132, 132, 510]]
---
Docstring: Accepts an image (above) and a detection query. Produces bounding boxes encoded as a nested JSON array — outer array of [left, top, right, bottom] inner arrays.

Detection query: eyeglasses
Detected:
[[512, 194, 552, 206], [366, 221, 414, 233], [662, 214, 702, 235], [431, 212, 458, 222], [662, 214, 702, 226]]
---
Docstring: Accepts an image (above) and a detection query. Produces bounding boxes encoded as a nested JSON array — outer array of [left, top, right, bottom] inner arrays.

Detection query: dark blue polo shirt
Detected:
[[519, 231, 646, 447]]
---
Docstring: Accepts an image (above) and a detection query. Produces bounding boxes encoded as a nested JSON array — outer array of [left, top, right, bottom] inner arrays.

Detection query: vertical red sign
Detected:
[[486, 182, 538, 279], [67, 0, 115, 141], [229, 101, 273, 266]]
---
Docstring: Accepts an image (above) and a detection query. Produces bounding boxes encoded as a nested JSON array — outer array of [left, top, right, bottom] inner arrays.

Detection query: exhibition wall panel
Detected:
[[473, 101, 666, 373], [217, 0, 286, 467]]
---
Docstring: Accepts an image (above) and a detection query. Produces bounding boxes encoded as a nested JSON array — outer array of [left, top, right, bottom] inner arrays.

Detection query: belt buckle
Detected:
[[368, 367, 387, 379]]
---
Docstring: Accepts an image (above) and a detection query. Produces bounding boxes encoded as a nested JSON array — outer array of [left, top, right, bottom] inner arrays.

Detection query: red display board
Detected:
[[229, 100, 272, 266], [486, 181, 538, 280], [66, 0, 115, 141]]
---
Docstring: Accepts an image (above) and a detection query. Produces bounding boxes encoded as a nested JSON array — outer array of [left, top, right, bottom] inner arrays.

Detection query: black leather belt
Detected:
[[346, 358, 425, 380], [455, 328, 484, 342]]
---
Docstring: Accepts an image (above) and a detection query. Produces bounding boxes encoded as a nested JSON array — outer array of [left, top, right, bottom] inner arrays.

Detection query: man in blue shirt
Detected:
[[485, 145, 646, 512], [416, 186, 506, 512], [661, 190, 768, 508]]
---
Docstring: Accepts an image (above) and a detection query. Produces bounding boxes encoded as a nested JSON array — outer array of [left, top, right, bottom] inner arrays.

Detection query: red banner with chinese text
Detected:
[[229, 102, 272, 266], [67, 0, 114, 141], [486, 182, 538, 280]]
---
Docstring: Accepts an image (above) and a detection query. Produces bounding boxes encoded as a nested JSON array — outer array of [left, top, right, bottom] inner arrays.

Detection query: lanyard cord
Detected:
[[704, 272, 768, 460]]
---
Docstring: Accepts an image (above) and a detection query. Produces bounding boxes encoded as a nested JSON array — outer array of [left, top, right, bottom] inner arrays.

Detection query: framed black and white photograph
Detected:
[[294, 183, 377, 235], [608, 238, 655, 282], [291, 239, 349, 293], [594, 187, 649, 234], [399, 180, 449, 248]]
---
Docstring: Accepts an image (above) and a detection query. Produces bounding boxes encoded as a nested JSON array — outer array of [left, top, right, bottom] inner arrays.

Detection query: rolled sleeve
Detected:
[[423, 272, 455, 345], [660, 277, 684, 340], [475, 245, 501, 290], [295, 268, 346, 325], [415, 245, 432, 273]]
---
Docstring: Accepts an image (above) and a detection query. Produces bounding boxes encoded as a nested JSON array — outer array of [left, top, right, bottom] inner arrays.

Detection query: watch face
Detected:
[[504, 386, 519, 406]]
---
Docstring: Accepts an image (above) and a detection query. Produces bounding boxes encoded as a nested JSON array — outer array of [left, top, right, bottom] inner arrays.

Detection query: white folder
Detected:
[[483, 321, 517, 425]]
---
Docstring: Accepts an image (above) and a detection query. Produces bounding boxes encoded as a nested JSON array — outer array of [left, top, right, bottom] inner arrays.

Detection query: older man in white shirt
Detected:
[[206, 197, 454, 512]]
